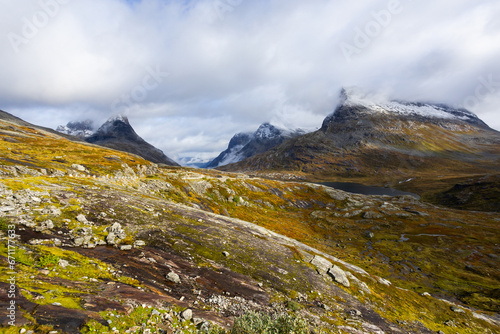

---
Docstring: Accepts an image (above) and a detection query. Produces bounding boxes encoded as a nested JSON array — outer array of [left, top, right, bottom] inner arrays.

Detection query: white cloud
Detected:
[[1, 0, 499, 164]]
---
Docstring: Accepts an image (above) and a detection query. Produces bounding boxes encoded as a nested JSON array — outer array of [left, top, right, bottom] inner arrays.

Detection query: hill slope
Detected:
[[0, 110, 499, 333]]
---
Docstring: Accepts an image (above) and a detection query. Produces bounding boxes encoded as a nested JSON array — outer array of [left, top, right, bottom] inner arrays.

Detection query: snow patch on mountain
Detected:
[[208, 123, 306, 168], [337, 87, 480, 123], [95, 115, 129, 134], [56, 120, 94, 138]]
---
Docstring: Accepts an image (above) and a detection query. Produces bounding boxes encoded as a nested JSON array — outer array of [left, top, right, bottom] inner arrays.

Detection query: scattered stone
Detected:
[[451, 306, 465, 313], [52, 302, 62, 306], [107, 223, 126, 245], [348, 309, 362, 317], [166, 272, 181, 284], [422, 292, 431, 297], [120, 245, 133, 251], [277, 268, 289, 275], [151, 309, 161, 316], [58, 259, 69, 269], [72, 164, 87, 172], [181, 308, 193, 321], [365, 231, 375, 239], [362, 211, 384, 219], [76, 214, 88, 223], [19, 329, 27, 334], [222, 251, 230, 257], [328, 265, 350, 288], [40, 269, 50, 275], [134, 240, 146, 247]]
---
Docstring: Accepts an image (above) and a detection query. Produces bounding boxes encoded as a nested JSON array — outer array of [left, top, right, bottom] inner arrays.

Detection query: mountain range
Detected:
[[58, 116, 179, 166], [218, 88, 500, 210], [0, 106, 499, 333]]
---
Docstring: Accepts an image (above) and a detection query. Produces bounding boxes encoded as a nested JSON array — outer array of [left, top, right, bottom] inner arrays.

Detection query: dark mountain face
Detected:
[[85, 116, 179, 166], [207, 123, 305, 168]]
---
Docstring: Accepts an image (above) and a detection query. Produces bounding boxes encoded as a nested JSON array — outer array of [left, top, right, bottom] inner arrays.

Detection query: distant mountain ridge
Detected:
[[56, 115, 179, 166], [218, 88, 500, 192], [207, 123, 305, 168], [56, 120, 95, 139]]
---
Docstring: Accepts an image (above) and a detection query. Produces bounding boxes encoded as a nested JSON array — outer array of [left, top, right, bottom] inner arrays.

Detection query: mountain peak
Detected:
[[207, 123, 306, 168], [325, 87, 487, 129], [85, 116, 179, 166]]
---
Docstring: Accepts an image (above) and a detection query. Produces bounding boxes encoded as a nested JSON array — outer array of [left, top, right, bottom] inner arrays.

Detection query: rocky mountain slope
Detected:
[[0, 111, 499, 334], [84, 115, 179, 166], [207, 123, 305, 168], [219, 89, 500, 210]]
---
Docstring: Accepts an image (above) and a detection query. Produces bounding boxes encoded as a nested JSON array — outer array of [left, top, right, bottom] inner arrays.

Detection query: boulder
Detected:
[[310, 255, 332, 276], [328, 265, 350, 288], [166, 272, 181, 284], [181, 309, 193, 321]]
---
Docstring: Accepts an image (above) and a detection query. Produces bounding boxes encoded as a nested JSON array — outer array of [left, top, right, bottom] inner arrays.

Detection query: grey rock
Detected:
[[134, 240, 146, 247], [166, 272, 181, 284], [76, 214, 88, 223], [120, 245, 133, 251], [310, 255, 332, 276], [222, 251, 230, 257], [451, 306, 465, 313], [362, 211, 383, 219], [328, 265, 350, 288], [181, 308, 193, 321], [72, 164, 87, 172], [58, 259, 69, 269]]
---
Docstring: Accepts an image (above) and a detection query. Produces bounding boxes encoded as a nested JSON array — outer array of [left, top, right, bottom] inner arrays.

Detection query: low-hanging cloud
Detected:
[[0, 0, 499, 163]]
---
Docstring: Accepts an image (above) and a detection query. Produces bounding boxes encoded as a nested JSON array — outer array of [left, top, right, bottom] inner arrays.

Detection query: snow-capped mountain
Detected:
[[207, 123, 306, 168], [322, 87, 487, 129], [56, 120, 95, 139], [219, 88, 500, 184], [84, 115, 179, 166]]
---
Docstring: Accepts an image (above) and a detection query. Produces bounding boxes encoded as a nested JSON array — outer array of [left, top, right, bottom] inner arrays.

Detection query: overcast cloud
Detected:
[[1, 0, 499, 163]]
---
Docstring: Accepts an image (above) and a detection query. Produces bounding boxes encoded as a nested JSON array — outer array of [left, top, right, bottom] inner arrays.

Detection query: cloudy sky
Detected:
[[1, 0, 499, 164]]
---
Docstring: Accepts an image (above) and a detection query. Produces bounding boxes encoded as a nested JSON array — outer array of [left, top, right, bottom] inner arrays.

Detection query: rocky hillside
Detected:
[[0, 111, 499, 334], [85, 116, 179, 166], [207, 123, 305, 168], [219, 89, 500, 210]]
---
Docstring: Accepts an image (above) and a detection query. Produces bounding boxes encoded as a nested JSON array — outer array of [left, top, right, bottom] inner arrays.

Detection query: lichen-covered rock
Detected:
[[310, 255, 332, 276], [328, 265, 350, 288]]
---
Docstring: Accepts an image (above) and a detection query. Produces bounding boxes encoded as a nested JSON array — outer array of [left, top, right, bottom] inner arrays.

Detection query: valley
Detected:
[[0, 109, 499, 333]]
